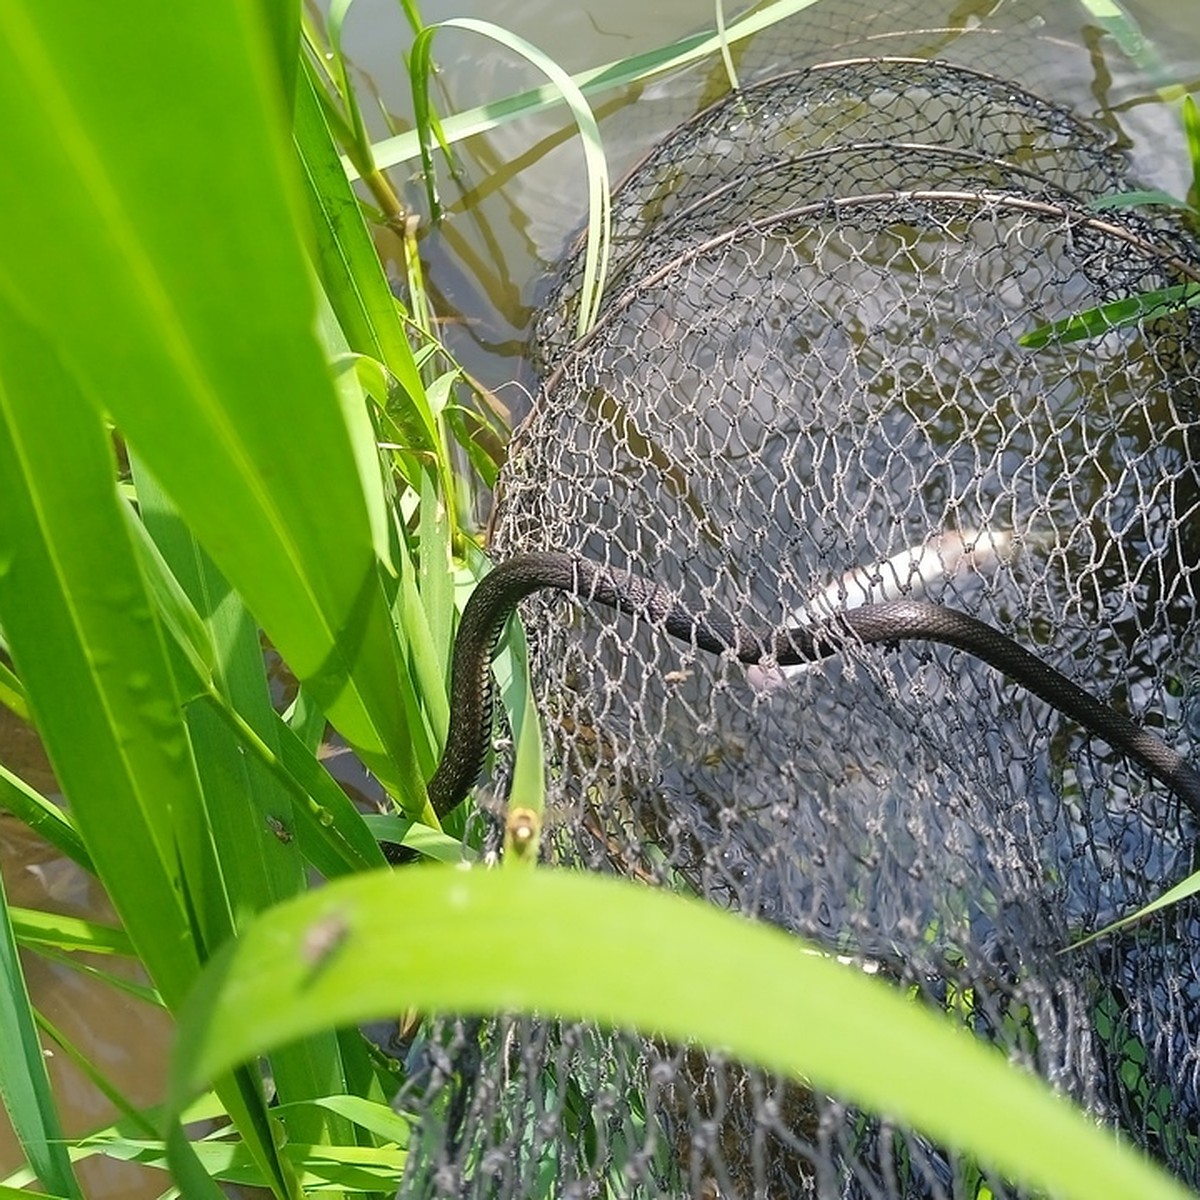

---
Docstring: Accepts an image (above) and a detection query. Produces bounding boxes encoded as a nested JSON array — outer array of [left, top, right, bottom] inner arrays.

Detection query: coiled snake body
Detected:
[[427, 552, 1200, 821]]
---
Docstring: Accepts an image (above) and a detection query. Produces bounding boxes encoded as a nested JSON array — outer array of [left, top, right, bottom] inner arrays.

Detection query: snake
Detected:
[[425, 551, 1200, 821]]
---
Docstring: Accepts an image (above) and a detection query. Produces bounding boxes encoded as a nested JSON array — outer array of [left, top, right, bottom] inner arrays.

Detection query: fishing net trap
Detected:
[[396, 55, 1200, 1198]]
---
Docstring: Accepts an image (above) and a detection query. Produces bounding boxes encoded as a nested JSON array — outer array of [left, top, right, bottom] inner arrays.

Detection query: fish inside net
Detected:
[[396, 56, 1200, 1198]]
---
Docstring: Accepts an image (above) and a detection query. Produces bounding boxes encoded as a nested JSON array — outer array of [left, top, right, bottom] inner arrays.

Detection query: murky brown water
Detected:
[[3, 1, 1199, 1193]]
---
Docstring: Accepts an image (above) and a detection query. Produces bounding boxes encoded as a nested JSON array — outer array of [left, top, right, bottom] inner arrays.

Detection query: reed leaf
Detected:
[[169, 867, 1195, 1200], [0, 0, 429, 818]]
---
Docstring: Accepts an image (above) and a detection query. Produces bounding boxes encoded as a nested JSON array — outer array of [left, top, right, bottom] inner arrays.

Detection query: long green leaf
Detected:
[[10, 909, 132, 957], [0, 298, 204, 1006], [1020, 283, 1200, 348], [170, 869, 1193, 1200], [0, 871, 84, 1199], [0, 1, 427, 817], [0, 291, 288, 1200]]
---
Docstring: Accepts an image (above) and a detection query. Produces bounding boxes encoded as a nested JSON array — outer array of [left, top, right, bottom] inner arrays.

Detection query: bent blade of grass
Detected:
[[0, 870, 85, 1200], [409, 18, 611, 336], [367, 0, 823, 174], [0, 1, 428, 816], [10, 910, 133, 958], [169, 868, 1193, 1200]]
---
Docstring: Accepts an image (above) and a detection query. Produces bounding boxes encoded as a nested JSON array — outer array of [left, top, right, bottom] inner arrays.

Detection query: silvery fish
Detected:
[[746, 529, 1014, 692]]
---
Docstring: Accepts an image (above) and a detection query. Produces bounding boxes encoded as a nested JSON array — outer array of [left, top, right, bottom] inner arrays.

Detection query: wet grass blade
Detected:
[[0, 297, 290, 1199], [0, 1, 429, 817], [168, 868, 1195, 1200], [0, 871, 84, 1199], [0, 300, 205, 1004]]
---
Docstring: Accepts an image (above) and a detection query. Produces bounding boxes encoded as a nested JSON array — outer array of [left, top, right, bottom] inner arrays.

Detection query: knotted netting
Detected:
[[397, 57, 1200, 1197]]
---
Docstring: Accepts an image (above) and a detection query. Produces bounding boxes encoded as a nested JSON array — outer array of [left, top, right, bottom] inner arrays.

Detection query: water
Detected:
[[3, 1, 1199, 1192]]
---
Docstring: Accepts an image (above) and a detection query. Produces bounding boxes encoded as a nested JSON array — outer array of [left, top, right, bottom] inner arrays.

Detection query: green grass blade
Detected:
[[366, 0, 823, 174], [10, 909, 132, 957], [274, 1095, 411, 1146], [130, 465, 360, 1158], [1184, 94, 1200, 209], [169, 868, 1194, 1200], [0, 299, 204, 1005], [0, 1, 428, 816], [1020, 282, 1200, 347], [34, 1011, 159, 1140], [1068, 867, 1200, 949], [0, 762, 91, 871], [0, 301, 292, 1199], [1089, 188, 1191, 212], [0, 658, 28, 720], [0, 871, 85, 1199], [409, 18, 611, 336], [295, 55, 429, 413]]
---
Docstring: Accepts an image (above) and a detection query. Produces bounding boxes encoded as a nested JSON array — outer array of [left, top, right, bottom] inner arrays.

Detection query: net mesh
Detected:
[[398, 57, 1200, 1197]]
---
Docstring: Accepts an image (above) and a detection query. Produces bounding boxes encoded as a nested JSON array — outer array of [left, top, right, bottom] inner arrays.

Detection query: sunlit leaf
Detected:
[[170, 869, 1193, 1200]]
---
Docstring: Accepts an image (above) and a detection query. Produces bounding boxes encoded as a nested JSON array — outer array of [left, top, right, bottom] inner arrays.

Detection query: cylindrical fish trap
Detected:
[[401, 58, 1200, 1199]]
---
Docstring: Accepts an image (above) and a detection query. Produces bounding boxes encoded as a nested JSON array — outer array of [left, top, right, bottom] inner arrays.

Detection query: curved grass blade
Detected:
[[409, 18, 611, 336], [367, 0, 823, 175], [1067, 866, 1200, 950], [170, 868, 1194, 1200]]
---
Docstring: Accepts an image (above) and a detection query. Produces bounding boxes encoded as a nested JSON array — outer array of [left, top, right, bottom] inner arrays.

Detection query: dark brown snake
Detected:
[[425, 552, 1200, 821]]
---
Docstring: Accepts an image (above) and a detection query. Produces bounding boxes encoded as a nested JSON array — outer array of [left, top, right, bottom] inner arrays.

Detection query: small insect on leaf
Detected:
[[301, 913, 351, 975], [266, 814, 293, 844]]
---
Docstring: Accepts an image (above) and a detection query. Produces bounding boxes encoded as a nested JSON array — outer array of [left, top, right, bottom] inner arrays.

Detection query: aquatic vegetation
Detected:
[[0, 2, 1194, 1198]]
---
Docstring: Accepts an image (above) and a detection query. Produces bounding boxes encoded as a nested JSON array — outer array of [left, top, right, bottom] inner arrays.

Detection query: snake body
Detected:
[[426, 552, 1200, 820]]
